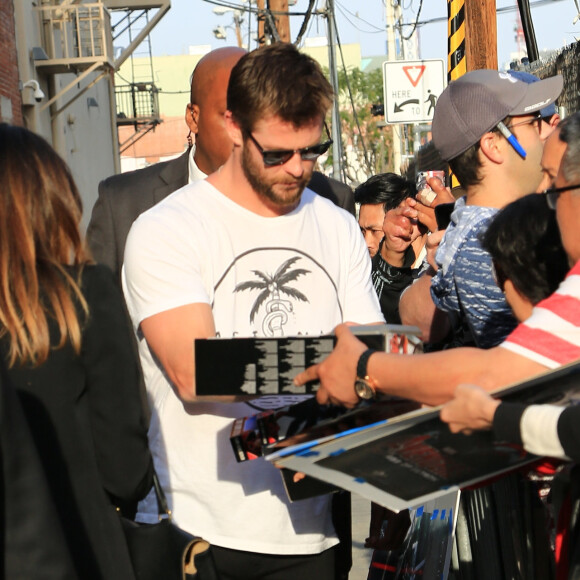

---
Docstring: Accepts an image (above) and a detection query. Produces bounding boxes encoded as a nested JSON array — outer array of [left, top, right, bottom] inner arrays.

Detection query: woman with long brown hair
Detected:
[[0, 123, 153, 578]]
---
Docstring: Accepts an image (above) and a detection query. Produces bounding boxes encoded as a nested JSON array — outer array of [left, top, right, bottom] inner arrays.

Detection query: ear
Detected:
[[479, 131, 504, 165], [503, 279, 534, 322], [224, 110, 243, 147], [185, 103, 199, 134]]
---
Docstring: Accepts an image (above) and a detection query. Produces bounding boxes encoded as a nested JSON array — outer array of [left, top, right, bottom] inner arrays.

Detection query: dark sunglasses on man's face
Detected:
[[540, 183, 580, 210], [246, 125, 333, 167]]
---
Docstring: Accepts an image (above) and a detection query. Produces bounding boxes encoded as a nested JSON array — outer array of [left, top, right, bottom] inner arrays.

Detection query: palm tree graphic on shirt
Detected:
[[234, 256, 310, 336]]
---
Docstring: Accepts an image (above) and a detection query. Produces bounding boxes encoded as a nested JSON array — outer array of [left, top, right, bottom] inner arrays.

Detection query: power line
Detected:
[[294, 0, 317, 46], [200, 0, 317, 17], [397, 0, 569, 28], [330, 4, 373, 176], [401, 0, 422, 40], [334, 2, 385, 34]]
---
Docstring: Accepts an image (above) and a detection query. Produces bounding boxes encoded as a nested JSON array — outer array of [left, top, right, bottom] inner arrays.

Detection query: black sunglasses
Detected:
[[246, 125, 333, 167], [540, 183, 580, 210]]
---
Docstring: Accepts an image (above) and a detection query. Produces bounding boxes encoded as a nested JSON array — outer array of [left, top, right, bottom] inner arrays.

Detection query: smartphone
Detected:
[[435, 202, 455, 230], [416, 170, 445, 205]]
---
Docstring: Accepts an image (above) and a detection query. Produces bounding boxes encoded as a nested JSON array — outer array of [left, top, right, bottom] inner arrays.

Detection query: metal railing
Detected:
[[36, 2, 113, 67], [114, 81, 159, 123]]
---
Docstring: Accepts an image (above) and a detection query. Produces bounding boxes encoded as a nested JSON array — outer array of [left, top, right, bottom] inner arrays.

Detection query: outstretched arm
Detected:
[[294, 324, 547, 408], [441, 383, 579, 462], [439, 384, 500, 433]]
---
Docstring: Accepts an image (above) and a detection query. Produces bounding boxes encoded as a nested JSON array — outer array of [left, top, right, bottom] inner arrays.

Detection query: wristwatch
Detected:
[[354, 348, 378, 400]]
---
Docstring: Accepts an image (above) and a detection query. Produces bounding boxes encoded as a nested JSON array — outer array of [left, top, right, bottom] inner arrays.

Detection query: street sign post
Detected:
[[383, 59, 446, 125]]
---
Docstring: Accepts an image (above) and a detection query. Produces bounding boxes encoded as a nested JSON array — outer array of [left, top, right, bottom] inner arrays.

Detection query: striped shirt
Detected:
[[501, 260, 580, 367]]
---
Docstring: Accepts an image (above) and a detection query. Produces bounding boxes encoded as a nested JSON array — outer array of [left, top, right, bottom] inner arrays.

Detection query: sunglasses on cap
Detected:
[[246, 124, 333, 167]]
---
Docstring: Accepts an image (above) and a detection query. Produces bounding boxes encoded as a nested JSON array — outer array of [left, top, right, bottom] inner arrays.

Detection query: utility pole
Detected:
[[234, 11, 243, 48], [386, 0, 402, 173], [326, 0, 342, 181], [268, 0, 291, 42], [448, 0, 497, 75], [465, 0, 497, 70]]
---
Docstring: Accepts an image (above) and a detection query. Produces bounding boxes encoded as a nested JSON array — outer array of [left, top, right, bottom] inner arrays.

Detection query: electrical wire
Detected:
[[265, 9, 281, 42], [401, 0, 422, 40], [200, 0, 315, 17], [293, 0, 317, 46], [330, 5, 373, 176], [334, 1, 386, 33], [396, 0, 569, 28]]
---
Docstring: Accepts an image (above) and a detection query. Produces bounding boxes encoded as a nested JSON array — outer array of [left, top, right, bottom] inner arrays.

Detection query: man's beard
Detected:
[[242, 145, 311, 209]]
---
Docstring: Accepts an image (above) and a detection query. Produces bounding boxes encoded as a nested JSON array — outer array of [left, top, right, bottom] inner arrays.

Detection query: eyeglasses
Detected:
[[540, 183, 580, 210], [496, 112, 549, 159], [506, 112, 543, 132], [246, 126, 333, 167]]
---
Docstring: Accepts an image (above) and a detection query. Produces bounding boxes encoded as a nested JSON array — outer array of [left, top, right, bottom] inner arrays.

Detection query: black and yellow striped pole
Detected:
[[447, 0, 465, 187], [447, 0, 466, 82]]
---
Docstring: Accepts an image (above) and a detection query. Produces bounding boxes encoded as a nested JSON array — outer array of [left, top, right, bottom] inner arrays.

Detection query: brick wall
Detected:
[[119, 115, 189, 165], [0, 0, 23, 125]]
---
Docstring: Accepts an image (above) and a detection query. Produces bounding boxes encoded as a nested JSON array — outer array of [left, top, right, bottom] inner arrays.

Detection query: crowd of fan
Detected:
[[4, 41, 580, 580]]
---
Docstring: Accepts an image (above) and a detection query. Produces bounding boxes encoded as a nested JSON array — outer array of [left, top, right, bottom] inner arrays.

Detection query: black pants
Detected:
[[211, 545, 336, 580]]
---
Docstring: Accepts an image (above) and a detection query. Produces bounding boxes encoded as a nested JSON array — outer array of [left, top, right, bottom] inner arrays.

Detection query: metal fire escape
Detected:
[[33, 0, 169, 148], [106, 0, 169, 152]]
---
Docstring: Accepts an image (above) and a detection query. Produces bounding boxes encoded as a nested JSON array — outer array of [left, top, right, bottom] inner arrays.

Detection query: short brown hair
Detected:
[[227, 42, 333, 132], [449, 142, 483, 189], [449, 118, 511, 189]]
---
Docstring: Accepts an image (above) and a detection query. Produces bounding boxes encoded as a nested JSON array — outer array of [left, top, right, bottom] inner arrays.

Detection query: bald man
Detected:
[[87, 46, 247, 281]]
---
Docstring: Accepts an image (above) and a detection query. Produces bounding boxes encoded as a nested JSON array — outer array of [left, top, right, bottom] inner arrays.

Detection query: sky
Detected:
[[146, 0, 580, 69]]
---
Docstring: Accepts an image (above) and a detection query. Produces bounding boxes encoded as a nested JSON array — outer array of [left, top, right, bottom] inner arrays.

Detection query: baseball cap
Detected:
[[432, 69, 563, 162], [507, 70, 557, 118]]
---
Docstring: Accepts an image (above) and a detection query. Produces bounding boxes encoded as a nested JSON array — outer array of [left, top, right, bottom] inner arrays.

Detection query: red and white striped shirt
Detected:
[[501, 261, 580, 367]]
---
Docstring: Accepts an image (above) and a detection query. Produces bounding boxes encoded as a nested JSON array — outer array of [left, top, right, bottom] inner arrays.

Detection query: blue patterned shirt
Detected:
[[431, 197, 518, 349]]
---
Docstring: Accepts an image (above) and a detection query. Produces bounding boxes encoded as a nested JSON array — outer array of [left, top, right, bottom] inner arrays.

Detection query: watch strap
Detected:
[[356, 348, 377, 380]]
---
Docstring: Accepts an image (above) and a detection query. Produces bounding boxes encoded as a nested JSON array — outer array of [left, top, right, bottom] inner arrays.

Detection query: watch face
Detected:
[[355, 379, 375, 400]]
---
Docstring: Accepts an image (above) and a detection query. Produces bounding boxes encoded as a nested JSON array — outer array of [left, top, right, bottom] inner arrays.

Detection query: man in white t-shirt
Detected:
[[122, 43, 383, 580]]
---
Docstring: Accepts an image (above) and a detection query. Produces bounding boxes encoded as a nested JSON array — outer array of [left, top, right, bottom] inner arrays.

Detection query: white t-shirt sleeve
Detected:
[[122, 198, 210, 327], [520, 404, 569, 459]]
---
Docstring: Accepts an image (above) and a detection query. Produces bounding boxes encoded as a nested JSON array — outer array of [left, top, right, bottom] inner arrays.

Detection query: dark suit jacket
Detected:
[[1, 359, 78, 579], [87, 150, 354, 281], [87, 149, 190, 280], [2, 265, 153, 580], [308, 171, 355, 217]]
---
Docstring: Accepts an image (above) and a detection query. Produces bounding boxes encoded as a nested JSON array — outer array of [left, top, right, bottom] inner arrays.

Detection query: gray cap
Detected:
[[432, 69, 563, 162], [507, 70, 557, 118]]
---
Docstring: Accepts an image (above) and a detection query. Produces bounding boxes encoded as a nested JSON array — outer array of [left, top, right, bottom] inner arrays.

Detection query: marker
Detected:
[[497, 121, 527, 158]]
